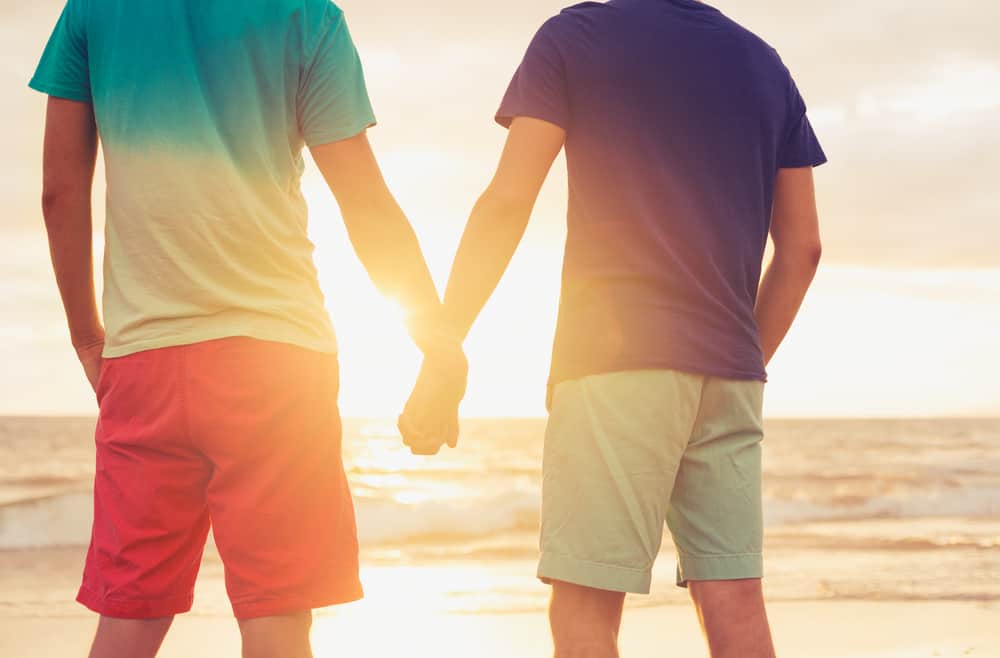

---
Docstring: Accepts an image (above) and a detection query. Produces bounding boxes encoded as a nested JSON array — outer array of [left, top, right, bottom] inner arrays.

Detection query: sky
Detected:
[[0, 0, 998, 417]]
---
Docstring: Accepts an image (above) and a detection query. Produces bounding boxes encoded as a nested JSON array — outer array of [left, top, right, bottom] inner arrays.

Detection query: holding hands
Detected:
[[398, 321, 468, 456]]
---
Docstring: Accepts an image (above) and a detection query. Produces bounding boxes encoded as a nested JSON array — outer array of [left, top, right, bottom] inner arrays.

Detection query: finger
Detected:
[[398, 406, 419, 439], [405, 405, 437, 437], [400, 373, 458, 455], [410, 440, 443, 457], [400, 386, 434, 434], [399, 412, 445, 456], [398, 413, 431, 449], [414, 418, 446, 455], [406, 434, 443, 456]]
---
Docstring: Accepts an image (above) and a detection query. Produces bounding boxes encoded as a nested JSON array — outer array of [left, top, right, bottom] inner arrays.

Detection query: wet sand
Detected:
[[2, 600, 997, 658]]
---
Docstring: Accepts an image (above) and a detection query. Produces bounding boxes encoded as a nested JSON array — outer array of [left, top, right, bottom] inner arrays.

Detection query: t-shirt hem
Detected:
[[103, 330, 338, 359], [495, 109, 569, 131], [28, 78, 92, 103], [548, 359, 767, 388], [305, 116, 377, 148], [779, 153, 828, 169]]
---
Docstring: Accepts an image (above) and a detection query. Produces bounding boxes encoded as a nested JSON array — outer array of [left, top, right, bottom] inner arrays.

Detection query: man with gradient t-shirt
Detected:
[[401, 1, 827, 657], [31, 1, 463, 656]]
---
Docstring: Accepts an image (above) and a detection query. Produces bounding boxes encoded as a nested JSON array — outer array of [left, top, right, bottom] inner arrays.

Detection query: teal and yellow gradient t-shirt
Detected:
[[30, 0, 376, 357]]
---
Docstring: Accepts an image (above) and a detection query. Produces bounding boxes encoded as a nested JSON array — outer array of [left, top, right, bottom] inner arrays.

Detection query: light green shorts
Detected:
[[538, 369, 765, 594]]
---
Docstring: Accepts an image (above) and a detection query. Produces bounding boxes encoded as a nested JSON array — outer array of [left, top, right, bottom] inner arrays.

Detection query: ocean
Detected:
[[1, 417, 998, 618]]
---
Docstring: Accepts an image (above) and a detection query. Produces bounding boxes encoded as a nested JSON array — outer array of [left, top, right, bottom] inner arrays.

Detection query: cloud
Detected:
[[856, 58, 1000, 121], [807, 54, 1000, 267]]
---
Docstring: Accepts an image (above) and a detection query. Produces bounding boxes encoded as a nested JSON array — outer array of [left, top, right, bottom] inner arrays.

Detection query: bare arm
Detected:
[[440, 117, 566, 338], [41, 97, 102, 391], [396, 117, 565, 454], [755, 167, 823, 365], [311, 132, 441, 327]]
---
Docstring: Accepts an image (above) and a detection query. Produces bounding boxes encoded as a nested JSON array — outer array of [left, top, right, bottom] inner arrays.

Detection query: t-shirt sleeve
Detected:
[[298, 3, 376, 147], [779, 83, 827, 169], [29, 0, 92, 102], [495, 18, 570, 130]]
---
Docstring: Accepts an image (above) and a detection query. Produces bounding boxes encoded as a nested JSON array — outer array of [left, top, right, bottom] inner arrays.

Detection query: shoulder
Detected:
[[559, 1, 610, 17], [295, 0, 348, 56], [300, 0, 344, 22], [64, 0, 92, 29], [295, 0, 345, 38], [724, 23, 803, 113], [711, 10, 796, 96], [531, 2, 604, 44], [713, 11, 788, 72], [550, 2, 611, 26]]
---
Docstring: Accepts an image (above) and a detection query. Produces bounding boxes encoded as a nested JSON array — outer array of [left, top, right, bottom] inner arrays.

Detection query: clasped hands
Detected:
[[398, 322, 468, 456]]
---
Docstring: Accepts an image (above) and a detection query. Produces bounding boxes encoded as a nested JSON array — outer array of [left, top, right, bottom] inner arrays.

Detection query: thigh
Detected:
[[187, 338, 363, 620], [80, 349, 211, 619], [666, 379, 765, 585], [539, 370, 703, 594]]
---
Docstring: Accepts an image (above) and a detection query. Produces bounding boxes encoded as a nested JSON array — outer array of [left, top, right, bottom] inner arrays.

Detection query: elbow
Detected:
[[775, 238, 823, 272], [41, 185, 78, 223], [41, 188, 64, 219], [803, 239, 823, 269]]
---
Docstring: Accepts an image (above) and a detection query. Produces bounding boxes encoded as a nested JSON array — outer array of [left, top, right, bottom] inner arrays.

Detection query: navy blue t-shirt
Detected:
[[497, 0, 827, 386]]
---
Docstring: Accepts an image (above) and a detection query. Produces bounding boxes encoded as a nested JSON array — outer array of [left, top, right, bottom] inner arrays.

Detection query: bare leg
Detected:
[[549, 581, 626, 658], [689, 579, 776, 658], [88, 616, 174, 658], [238, 610, 314, 658]]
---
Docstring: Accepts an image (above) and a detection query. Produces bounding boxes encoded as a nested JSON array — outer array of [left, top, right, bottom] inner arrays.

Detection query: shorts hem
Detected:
[[231, 580, 365, 620], [538, 552, 651, 594], [676, 552, 763, 587], [77, 586, 193, 619]]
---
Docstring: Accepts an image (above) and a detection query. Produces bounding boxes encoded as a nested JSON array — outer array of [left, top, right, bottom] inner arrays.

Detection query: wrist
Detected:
[[407, 307, 464, 356], [416, 328, 465, 365], [72, 330, 105, 353]]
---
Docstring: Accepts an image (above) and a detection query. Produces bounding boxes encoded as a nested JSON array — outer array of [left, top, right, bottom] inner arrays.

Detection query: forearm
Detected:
[[754, 249, 821, 365], [440, 192, 532, 340], [43, 194, 103, 347], [343, 196, 441, 319]]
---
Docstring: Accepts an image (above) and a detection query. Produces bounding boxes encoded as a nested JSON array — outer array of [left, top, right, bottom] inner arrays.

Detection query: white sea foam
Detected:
[[3, 485, 999, 551], [0, 492, 93, 550], [2, 417, 999, 553], [764, 486, 1000, 527], [355, 490, 540, 545]]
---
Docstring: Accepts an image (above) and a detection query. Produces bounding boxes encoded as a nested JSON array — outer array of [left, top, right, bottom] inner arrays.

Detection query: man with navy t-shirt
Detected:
[[400, 1, 826, 655]]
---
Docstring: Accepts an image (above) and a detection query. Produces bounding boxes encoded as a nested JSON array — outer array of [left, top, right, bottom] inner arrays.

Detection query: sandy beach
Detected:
[[2, 600, 997, 658]]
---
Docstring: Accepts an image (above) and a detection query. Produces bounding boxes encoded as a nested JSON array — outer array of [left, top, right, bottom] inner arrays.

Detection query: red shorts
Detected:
[[78, 337, 362, 620]]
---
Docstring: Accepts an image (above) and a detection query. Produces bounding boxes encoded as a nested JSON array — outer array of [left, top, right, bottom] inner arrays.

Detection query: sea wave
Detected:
[[0, 475, 88, 488], [2, 485, 998, 550], [764, 486, 1000, 526], [355, 491, 539, 545], [0, 489, 542, 550], [0, 492, 93, 550]]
